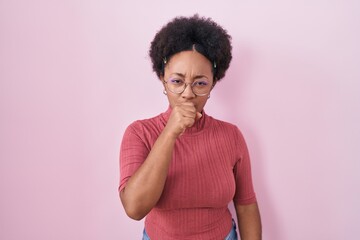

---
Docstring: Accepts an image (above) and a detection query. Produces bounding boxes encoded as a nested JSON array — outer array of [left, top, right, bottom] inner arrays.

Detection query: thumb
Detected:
[[195, 112, 202, 120]]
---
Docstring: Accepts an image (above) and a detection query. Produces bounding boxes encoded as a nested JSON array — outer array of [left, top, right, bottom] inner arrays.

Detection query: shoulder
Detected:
[[124, 113, 164, 138], [206, 115, 247, 143], [207, 115, 241, 133]]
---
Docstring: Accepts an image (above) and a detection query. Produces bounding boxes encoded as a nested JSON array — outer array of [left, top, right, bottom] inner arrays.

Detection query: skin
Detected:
[[236, 203, 262, 240], [120, 50, 262, 239]]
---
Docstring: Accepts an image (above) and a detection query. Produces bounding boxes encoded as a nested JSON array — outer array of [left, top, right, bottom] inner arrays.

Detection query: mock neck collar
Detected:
[[160, 106, 208, 135]]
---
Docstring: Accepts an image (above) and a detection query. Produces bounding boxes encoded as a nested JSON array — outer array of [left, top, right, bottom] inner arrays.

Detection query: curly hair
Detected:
[[149, 14, 232, 83]]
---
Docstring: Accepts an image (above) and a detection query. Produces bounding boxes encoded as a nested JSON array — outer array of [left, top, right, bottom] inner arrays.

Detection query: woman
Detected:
[[119, 15, 262, 240]]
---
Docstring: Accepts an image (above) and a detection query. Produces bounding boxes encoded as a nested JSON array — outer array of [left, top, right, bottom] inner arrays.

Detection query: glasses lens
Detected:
[[167, 79, 186, 94], [192, 79, 212, 95]]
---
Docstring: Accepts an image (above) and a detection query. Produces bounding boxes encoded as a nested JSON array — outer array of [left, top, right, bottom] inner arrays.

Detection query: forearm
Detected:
[[236, 202, 262, 240], [120, 129, 176, 220]]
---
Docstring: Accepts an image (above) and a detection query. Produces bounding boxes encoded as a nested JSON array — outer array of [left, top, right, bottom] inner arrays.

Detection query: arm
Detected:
[[232, 127, 261, 239], [119, 103, 201, 220], [120, 128, 176, 220], [235, 202, 262, 240]]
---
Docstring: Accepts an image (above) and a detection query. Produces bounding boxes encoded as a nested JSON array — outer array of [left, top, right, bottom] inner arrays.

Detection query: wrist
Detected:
[[162, 126, 181, 140]]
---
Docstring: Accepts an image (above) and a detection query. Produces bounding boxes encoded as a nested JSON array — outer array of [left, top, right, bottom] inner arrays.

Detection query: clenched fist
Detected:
[[163, 102, 202, 138]]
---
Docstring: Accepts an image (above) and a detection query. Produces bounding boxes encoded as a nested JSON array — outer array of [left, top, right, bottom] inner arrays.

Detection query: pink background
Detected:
[[1, 1, 359, 239]]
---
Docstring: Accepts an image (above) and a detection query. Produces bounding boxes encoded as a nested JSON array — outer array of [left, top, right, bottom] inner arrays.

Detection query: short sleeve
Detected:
[[118, 122, 150, 192], [233, 128, 257, 205]]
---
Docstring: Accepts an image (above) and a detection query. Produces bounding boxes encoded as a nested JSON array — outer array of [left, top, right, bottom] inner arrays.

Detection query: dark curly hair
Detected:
[[149, 14, 232, 83]]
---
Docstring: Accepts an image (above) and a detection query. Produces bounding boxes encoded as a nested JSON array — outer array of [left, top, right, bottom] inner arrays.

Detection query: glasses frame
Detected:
[[163, 79, 214, 97]]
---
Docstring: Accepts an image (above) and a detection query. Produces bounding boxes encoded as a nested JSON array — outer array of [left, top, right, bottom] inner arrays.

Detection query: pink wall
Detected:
[[1, 1, 359, 239]]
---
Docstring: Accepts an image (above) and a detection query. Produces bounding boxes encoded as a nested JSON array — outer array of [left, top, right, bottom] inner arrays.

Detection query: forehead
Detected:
[[165, 50, 213, 77]]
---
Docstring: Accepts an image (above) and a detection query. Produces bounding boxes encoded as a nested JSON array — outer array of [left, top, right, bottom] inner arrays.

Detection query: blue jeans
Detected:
[[142, 219, 238, 240]]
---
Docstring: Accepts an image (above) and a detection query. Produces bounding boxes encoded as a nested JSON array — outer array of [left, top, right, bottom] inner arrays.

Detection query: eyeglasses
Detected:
[[163, 78, 213, 96]]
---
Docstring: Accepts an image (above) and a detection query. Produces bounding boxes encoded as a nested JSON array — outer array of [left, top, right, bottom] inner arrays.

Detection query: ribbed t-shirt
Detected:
[[119, 107, 257, 240]]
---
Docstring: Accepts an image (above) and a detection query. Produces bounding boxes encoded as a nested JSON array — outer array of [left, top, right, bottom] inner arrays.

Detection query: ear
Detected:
[[160, 76, 167, 90]]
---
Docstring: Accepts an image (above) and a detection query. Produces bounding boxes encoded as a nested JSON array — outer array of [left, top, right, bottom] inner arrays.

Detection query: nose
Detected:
[[181, 83, 196, 99]]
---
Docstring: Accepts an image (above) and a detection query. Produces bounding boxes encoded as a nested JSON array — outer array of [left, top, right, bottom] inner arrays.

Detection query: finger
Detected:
[[182, 117, 196, 128], [176, 103, 196, 112], [181, 110, 197, 119], [176, 106, 197, 119], [178, 101, 195, 107], [177, 102, 196, 112], [195, 112, 202, 120]]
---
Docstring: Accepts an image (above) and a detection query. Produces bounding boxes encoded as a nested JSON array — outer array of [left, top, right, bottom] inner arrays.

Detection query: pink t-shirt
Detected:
[[119, 107, 256, 240]]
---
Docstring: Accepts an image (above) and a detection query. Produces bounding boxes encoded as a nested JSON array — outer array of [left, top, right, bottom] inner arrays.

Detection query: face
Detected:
[[161, 50, 214, 113]]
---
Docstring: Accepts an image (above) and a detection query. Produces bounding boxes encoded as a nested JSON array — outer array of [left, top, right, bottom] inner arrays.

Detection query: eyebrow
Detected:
[[170, 72, 209, 80]]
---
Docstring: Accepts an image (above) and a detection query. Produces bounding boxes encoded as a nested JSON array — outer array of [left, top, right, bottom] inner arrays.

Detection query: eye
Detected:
[[169, 79, 184, 85], [194, 80, 209, 87]]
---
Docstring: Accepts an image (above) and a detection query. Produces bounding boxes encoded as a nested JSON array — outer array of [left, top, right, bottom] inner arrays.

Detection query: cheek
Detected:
[[166, 94, 178, 107], [196, 98, 209, 111]]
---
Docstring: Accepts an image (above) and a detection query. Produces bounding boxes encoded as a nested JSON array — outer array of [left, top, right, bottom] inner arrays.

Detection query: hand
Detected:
[[164, 102, 202, 138]]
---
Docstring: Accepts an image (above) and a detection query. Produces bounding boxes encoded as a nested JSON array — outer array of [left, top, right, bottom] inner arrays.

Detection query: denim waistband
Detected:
[[142, 219, 238, 240], [224, 219, 238, 240]]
